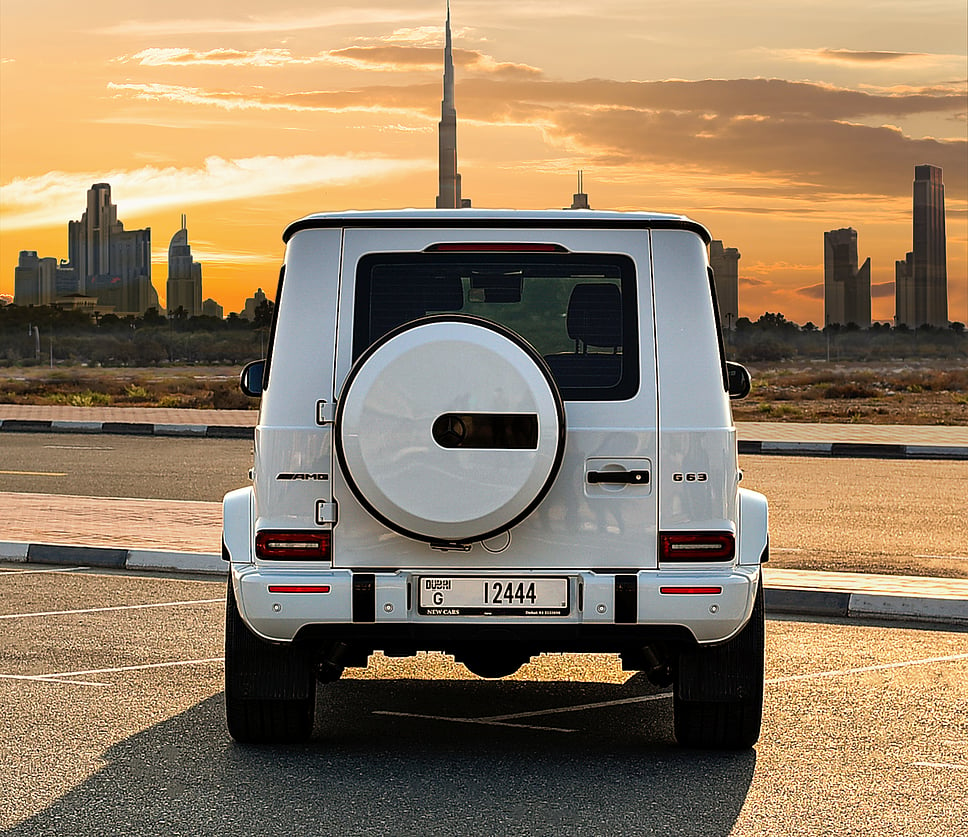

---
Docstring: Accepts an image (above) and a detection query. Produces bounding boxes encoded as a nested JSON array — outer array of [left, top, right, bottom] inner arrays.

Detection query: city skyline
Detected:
[[1, 1, 965, 322], [824, 227, 871, 329]]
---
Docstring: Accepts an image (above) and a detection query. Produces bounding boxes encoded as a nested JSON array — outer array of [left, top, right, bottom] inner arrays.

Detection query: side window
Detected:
[[354, 253, 639, 401], [707, 266, 730, 392], [261, 265, 285, 391]]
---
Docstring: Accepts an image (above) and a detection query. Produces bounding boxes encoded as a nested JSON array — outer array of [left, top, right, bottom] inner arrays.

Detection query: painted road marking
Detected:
[[0, 598, 224, 620], [375, 655, 968, 733], [0, 567, 87, 575], [374, 711, 577, 733], [43, 445, 114, 451], [375, 692, 672, 732], [768, 652, 968, 684], [0, 657, 224, 687], [482, 692, 671, 721], [0, 470, 68, 477], [909, 762, 968, 771]]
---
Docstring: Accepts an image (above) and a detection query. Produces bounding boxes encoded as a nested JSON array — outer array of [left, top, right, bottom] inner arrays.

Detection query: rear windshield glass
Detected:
[[354, 252, 638, 401]]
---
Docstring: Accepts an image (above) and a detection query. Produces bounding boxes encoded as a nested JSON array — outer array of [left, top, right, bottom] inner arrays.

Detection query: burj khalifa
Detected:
[[435, 2, 469, 208]]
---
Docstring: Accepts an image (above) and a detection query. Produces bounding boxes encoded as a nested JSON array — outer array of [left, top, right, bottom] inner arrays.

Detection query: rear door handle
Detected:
[[586, 470, 650, 485]]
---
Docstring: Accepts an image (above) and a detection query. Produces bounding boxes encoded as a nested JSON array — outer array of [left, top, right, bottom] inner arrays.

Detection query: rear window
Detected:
[[353, 252, 638, 401]]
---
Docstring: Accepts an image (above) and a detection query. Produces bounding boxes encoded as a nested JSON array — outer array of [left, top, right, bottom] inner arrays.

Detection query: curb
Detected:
[[3, 541, 964, 627], [764, 588, 967, 626], [737, 440, 968, 461], [2, 419, 965, 459], [0, 542, 225, 575], [0, 419, 253, 439]]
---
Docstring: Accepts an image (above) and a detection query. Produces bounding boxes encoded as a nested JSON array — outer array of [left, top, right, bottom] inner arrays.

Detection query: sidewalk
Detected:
[[2, 404, 966, 458], [2, 491, 965, 627]]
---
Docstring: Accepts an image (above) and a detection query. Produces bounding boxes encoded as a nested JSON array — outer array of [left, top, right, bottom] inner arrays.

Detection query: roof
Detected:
[[283, 208, 711, 244]]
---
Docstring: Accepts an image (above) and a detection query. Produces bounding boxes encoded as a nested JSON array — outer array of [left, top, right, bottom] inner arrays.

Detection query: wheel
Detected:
[[673, 580, 764, 750], [336, 314, 566, 544], [224, 579, 316, 744]]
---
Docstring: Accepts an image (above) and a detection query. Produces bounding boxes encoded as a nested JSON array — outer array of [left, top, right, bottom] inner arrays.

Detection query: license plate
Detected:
[[418, 576, 569, 616]]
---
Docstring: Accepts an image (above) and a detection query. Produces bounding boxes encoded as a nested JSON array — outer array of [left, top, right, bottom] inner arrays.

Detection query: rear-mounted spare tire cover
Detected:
[[336, 315, 566, 543]]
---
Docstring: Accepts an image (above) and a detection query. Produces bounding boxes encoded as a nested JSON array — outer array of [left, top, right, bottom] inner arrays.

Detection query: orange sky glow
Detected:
[[1, 1, 966, 324]]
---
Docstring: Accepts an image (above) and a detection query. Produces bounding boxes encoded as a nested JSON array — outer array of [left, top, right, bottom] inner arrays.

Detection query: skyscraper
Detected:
[[166, 214, 203, 318], [566, 171, 590, 210], [824, 227, 871, 328], [896, 164, 948, 328], [435, 2, 469, 208], [67, 183, 158, 315], [14, 252, 56, 306], [708, 240, 740, 330]]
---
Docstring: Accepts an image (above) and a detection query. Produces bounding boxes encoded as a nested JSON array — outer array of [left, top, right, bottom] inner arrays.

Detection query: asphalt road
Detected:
[[0, 432, 252, 501], [0, 565, 965, 836], [2, 433, 965, 577]]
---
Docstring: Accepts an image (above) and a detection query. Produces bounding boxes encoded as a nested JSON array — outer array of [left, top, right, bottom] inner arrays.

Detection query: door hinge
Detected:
[[315, 500, 338, 525], [316, 400, 335, 426]]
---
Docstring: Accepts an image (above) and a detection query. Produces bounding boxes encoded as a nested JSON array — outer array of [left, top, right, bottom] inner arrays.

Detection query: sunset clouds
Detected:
[[1, 155, 425, 231], [102, 75, 966, 203], [2, 0, 965, 321]]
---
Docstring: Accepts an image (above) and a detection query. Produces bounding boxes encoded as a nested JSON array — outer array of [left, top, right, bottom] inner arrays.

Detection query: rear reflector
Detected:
[[660, 586, 723, 595], [255, 531, 331, 561], [267, 585, 331, 594], [659, 532, 735, 562], [426, 242, 566, 252]]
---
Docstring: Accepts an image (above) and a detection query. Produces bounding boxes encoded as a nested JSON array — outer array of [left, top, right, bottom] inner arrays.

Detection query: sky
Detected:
[[1, 0, 966, 324]]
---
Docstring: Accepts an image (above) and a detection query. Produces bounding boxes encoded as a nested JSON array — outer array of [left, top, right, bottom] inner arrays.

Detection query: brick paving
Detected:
[[0, 404, 256, 426], [2, 491, 221, 554]]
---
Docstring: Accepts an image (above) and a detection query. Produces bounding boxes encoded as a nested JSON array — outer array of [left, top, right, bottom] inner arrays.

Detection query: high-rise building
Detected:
[[202, 298, 223, 319], [565, 171, 590, 210], [14, 252, 56, 306], [824, 227, 871, 328], [67, 183, 158, 315], [166, 214, 203, 318], [896, 164, 948, 328], [435, 2, 469, 208], [242, 287, 269, 322], [708, 240, 740, 330]]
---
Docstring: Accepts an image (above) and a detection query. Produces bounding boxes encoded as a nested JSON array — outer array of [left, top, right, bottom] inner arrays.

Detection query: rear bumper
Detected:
[[231, 564, 760, 646]]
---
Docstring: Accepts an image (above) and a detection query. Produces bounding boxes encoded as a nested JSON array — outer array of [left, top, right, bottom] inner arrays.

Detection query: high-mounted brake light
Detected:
[[659, 532, 735, 562], [255, 531, 331, 561], [660, 586, 723, 595], [425, 242, 567, 252], [267, 585, 332, 594]]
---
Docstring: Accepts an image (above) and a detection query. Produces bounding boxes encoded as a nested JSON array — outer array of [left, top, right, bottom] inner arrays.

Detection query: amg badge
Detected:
[[276, 473, 329, 481]]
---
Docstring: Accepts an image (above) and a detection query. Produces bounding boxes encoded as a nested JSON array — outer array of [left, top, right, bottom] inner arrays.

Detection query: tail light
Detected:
[[659, 532, 734, 562], [255, 531, 331, 561]]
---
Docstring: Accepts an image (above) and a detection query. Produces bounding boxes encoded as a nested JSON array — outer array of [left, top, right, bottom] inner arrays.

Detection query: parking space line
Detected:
[[373, 692, 672, 733], [373, 710, 577, 733], [0, 567, 87, 576], [0, 598, 224, 620], [909, 762, 968, 771], [0, 657, 224, 687], [768, 652, 968, 684], [482, 692, 670, 722], [0, 470, 68, 476], [0, 674, 112, 687]]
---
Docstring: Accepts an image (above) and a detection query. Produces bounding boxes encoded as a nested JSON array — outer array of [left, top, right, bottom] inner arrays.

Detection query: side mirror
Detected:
[[726, 362, 751, 400], [239, 359, 265, 398]]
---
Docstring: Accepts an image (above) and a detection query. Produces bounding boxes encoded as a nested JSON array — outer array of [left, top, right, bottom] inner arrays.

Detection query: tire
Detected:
[[673, 580, 764, 750], [336, 314, 566, 544], [224, 580, 316, 744]]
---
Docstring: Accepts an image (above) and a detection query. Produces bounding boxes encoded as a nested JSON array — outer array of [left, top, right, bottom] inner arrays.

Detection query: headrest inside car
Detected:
[[566, 283, 622, 349]]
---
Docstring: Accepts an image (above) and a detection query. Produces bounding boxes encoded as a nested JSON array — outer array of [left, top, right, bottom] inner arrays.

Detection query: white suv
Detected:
[[223, 209, 768, 749]]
